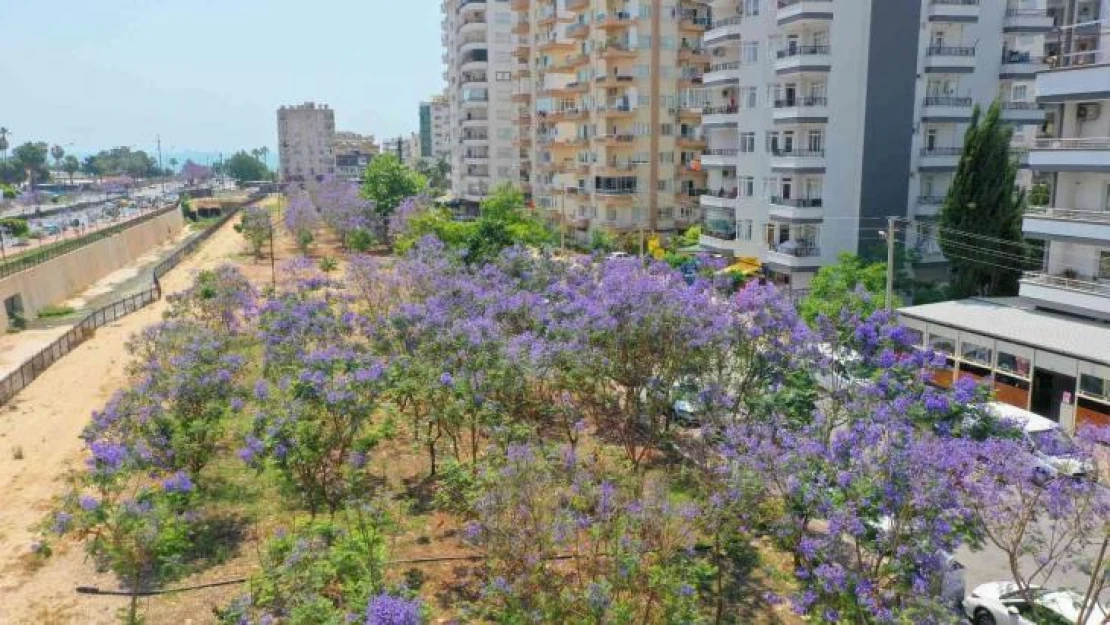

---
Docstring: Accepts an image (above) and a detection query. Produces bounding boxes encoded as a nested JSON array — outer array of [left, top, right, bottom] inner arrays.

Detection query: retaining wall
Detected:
[[0, 208, 185, 333]]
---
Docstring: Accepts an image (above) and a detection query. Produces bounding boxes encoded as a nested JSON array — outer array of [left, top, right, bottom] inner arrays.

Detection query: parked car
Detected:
[[670, 380, 705, 427], [606, 251, 631, 260], [985, 403, 1093, 480], [963, 581, 1108, 625]]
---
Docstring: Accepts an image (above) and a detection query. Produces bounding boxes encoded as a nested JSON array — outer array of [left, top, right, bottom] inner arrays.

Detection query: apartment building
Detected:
[[510, 0, 711, 240], [900, 0, 1110, 433], [442, 0, 519, 204], [381, 133, 421, 167], [419, 94, 453, 162], [333, 131, 379, 182], [277, 102, 336, 183], [696, 0, 1049, 291]]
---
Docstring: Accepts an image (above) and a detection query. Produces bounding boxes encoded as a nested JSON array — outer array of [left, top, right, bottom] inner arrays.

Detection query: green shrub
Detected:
[[37, 304, 76, 319]]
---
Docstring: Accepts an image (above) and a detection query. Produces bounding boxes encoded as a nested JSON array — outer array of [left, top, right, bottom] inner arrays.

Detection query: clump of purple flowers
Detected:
[[365, 592, 422, 625]]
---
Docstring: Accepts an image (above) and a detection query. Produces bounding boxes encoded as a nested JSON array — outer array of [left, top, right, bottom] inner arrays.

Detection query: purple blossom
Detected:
[[78, 495, 99, 511], [364, 593, 422, 625], [161, 471, 194, 494], [52, 511, 73, 535]]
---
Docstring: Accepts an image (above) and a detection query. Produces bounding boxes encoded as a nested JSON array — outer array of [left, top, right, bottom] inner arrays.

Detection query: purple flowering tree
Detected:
[[283, 190, 320, 254], [164, 264, 258, 335], [312, 175, 376, 250]]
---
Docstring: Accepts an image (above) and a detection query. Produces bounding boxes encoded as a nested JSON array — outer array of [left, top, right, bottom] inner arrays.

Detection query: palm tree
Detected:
[[169, 157, 178, 175], [50, 145, 65, 170], [0, 128, 9, 162], [259, 146, 269, 167]]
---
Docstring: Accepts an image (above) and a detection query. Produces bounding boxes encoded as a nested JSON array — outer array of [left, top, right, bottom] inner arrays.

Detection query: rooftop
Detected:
[[898, 297, 1110, 366]]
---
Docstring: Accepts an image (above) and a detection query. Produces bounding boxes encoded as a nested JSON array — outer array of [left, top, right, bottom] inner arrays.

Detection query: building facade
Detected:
[[900, 0, 1110, 434], [442, 0, 519, 203], [277, 102, 336, 183], [420, 95, 453, 162], [510, 0, 710, 240], [696, 0, 1049, 291], [333, 131, 379, 182]]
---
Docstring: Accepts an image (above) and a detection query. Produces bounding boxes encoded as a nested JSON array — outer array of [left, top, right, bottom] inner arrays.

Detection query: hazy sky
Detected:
[[0, 0, 443, 157]]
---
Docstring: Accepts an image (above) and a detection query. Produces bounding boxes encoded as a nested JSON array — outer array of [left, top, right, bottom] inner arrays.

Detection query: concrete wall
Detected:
[[0, 208, 185, 333]]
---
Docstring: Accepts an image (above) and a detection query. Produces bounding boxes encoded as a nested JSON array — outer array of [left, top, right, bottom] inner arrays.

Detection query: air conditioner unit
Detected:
[[1077, 103, 1101, 121]]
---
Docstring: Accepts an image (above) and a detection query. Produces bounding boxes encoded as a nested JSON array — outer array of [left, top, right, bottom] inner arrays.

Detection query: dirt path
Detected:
[[0, 215, 251, 625]]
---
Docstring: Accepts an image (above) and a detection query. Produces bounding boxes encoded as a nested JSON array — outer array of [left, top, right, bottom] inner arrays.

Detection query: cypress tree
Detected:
[[939, 101, 1026, 298]]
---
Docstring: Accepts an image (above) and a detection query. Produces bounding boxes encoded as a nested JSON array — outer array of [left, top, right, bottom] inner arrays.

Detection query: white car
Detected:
[[963, 581, 1108, 625], [985, 403, 1094, 480]]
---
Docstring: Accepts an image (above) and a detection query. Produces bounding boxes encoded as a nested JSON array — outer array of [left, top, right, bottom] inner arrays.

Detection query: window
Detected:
[[1080, 374, 1108, 399], [930, 334, 956, 355], [658, 151, 674, 164], [657, 180, 669, 191], [739, 176, 754, 196], [1011, 84, 1028, 102], [740, 132, 756, 153], [997, 352, 1032, 378], [744, 0, 759, 16], [738, 219, 753, 241], [660, 123, 674, 136], [495, 71, 512, 81], [807, 130, 824, 152], [961, 341, 992, 366], [1100, 251, 1110, 280], [742, 41, 759, 63], [741, 86, 758, 108], [765, 131, 779, 153]]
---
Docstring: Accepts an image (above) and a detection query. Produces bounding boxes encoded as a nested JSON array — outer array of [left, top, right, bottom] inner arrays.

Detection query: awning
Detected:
[[720, 256, 762, 276], [435, 192, 458, 203]]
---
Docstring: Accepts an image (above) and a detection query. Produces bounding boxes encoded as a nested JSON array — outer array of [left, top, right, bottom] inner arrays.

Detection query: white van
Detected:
[[985, 402, 1093, 480]]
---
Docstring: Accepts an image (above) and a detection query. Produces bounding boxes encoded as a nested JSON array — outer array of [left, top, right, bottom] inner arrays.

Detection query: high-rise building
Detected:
[[511, 0, 711, 241], [277, 102, 336, 183], [899, 0, 1110, 433], [442, 0, 519, 204], [420, 95, 452, 162], [696, 0, 1049, 292]]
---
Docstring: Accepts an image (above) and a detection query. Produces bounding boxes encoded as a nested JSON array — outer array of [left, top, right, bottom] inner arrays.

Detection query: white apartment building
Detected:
[[900, 0, 1110, 434], [697, 0, 1049, 291], [277, 102, 336, 183], [442, 0, 519, 204]]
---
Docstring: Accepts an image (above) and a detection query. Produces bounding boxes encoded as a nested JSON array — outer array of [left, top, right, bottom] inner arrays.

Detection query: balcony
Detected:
[[596, 161, 638, 176], [1037, 50, 1110, 102], [768, 197, 824, 221], [596, 134, 636, 147], [1003, 8, 1054, 33], [701, 104, 739, 127], [461, 134, 490, 145], [598, 12, 634, 30], [599, 42, 638, 60], [701, 148, 738, 168], [927, 0, 980, 23], [770, 148, 827, 172], [1000, 101, 1045, 124], [678, 46, 711, 64], [1019, 272, 1110, 320], [919, 146, 963, 170], [705, 16, 745, 45], [776, 0, 834, 26], [458, 0, 486, 13], [766, 242, 823, 268], [567, 23, 589, 39], [915, 196, 946, 217], [679, 15, 712, 32], [677, 134, 706, 149], [1028, 137, 1110, 172], [461, 116, 488, 128], [774, 45, 832, 74], [924, 46, 977, 73], [595, 73, 636, 86], [772, 96, 829, 124], [1023, 207, 1110, 244], [597, 102, 636, 118], [460, 20, 487, 35], [511, 19, 529, 35], [511, 0, 526, 9], [700, 191, 737, 209], [705, 61, 741, 85], [566, 0, 588, 10], [460, 58, 488, 73], [921, 96, 974, 121], [702, 213, 738, 242], [1000, 51, 1048, 78], [513, 45, 530, 59]]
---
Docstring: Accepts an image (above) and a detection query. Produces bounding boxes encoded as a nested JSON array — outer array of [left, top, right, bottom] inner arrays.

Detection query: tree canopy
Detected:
[[799, 252, 893, 326], [360, 154, 426, 219], [224, 151, 270, 184], [940, 101, 1025, 298]]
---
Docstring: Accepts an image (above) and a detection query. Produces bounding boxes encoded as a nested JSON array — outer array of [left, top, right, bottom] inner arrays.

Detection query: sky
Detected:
[[0, 0, 444, 164]]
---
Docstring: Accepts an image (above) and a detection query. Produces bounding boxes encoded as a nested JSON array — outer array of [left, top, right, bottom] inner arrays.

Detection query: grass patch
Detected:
[[37, 304, 76, 319]]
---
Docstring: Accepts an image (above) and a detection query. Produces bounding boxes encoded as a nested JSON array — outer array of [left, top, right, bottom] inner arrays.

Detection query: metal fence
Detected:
[[0, 204, 180, 280], [0, 194, 260, 407]]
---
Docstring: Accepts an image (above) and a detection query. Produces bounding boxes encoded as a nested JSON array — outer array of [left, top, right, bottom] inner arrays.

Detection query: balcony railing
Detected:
[[932, 0, 979, 5], [1025, 207, 1110, 223], [920, 147, 963, 156], [1005, 8, 1047, 17], [1022, 272, 1110, 297], [1032, 137, 1110, 150], [923, 96, 973, 107], [703, 104, 739, 115], [918, 195, 946, 205], [779, 0, 833, 6], [705, 148, 739, 156], [771, 197, 824, 208], [595, 188, 638, 196], [927, 45, 976, 56], [777, 45, 831, 59], [710, 61, 741, 72], [1002, 101, 1040, 110], [774, 96, 828, 108], [773, 243, 822, 257], [772, 149, 826, 158], [711, 15, 746, 28]]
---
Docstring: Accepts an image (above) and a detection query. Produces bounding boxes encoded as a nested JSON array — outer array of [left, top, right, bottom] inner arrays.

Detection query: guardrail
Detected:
[[0, 204, 179, 281], [0, 193, 262, 407], [1021, 272, 1110, 297], [1032, 137, 1110, 150], [1025, 207, 1110, 224]]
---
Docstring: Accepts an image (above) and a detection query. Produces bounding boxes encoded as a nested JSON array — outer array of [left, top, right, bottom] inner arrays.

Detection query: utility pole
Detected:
[[884, 215, 898, 311], [559, 191, 565, 254], [156, 135, 164, 196]]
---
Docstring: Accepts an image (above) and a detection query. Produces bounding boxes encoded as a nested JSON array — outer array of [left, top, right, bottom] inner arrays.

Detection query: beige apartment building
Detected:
[[511, 0, 711, 240], [277, 102, 336, 183], [333, 131, 379, 182]]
